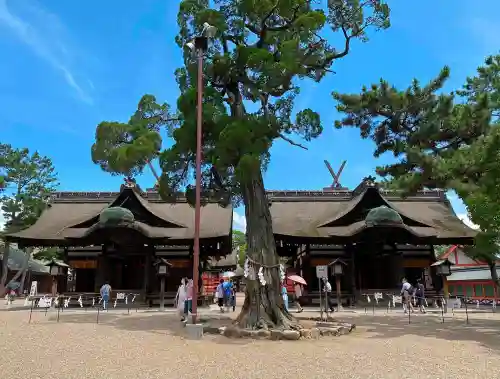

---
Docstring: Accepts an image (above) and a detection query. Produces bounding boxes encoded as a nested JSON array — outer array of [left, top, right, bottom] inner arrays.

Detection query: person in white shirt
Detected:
[[400, 278, 415, 314], [294, 283, 304, 313], [322, 277, 335, 312], [175, 278, 187, 321]]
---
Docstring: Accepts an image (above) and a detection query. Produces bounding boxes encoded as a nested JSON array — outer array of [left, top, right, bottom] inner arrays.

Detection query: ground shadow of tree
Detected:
[[46, 311, 252, 346], [340, 314, 500, 351], [35, 309, 500, 350]]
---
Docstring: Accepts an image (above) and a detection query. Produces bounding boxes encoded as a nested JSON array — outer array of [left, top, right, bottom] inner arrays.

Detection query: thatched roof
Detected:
[[209, 249, 238, 268], [268, 179, 477, 244], [4, 184, 233, 246]]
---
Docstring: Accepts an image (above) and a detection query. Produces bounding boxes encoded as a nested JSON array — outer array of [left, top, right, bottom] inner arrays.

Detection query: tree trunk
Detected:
[[0, 247, 30, 297], [488, 262, 500, 299], [0, 242, 11, 296], [235, 169, 300, 330]]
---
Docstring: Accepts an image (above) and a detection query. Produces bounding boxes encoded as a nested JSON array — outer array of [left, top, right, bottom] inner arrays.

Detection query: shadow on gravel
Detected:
[[29, 307, 500, 350], [336, 314, 500, 351], [45, 311, 252, 345]]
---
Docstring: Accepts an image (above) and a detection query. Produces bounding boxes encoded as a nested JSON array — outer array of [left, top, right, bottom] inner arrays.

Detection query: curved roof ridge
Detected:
[[68, 186, 187, 229], [318, 186, 436, 228]]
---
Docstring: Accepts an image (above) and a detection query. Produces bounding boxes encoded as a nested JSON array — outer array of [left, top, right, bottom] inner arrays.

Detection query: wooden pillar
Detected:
[[51, 276, 58, 296], [159, 276, 165, 311], [143, 247, 151, 297], [19, 246, 33, 294], [335, 275, 342, 310], [393, 250, 405, 287], [95, 246, 107, 292], [442, 276, 449, 313], [0, 242, 10, 287], [348, 244, 356, 304]]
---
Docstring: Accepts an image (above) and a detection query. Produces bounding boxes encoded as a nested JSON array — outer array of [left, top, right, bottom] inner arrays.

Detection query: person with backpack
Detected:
[[100, 281, 112, 310], [415, 278, 426, 313], [400, 278, 415, 314]]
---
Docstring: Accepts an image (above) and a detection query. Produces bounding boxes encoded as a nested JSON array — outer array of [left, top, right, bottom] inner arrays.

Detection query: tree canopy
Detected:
[[93, 0, 390, 203], [333, 53, 500, 288], [0, 144, 58, 233], [92, 0, 391, 329], [0, 143, 58, 295]]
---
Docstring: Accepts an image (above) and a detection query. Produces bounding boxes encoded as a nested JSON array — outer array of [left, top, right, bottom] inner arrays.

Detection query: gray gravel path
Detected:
[[0, 306, 499, 379]]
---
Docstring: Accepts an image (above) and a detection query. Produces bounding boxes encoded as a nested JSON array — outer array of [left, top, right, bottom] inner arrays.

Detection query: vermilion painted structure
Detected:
[[442, 245, 499, 300]]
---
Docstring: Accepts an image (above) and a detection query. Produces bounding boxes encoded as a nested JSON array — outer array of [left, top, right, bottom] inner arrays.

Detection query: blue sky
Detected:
[[1, 0, 498, 231]]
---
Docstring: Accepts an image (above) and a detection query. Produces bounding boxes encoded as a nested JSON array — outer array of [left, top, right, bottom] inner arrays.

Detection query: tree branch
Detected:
[[279, 134, 308, 150]]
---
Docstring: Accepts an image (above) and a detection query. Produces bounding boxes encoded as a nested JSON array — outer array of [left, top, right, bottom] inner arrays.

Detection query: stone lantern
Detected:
[[431, 259, 455, 313], [329, 258, 347, 311], [45, 259, 69, 296], [154, 258, 172, 311]]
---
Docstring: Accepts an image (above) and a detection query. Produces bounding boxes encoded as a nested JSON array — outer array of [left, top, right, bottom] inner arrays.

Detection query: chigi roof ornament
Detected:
[[323, 159, 347, 190]]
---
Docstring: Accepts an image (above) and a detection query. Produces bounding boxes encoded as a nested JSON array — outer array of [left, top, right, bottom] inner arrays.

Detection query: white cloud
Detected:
[[447, 192, 480, 230], [233, 211, 246, 232], [0, 0, 92, 104], [457, 213, 480, 231]]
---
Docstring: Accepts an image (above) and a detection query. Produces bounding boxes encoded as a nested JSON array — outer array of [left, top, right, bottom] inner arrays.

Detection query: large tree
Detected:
[[92, 0, 390, 329], [0, 143, 58, 295], [332, 54, 500, 292]]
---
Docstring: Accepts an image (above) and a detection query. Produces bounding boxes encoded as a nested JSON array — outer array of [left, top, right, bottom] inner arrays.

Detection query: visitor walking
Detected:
[[175, 278, 187, 321], [294, 283, 304, 313], [100, 281, 112, 310], [223, 279, 232, 312], [184, 278, 193, 318], [216, 279, 225, 312], [401, 278, 415, 314], [415, 278, 426, 313], [231, 283, 236, 312], [322, 277, 335, 313], [282, 284, 289, 311]]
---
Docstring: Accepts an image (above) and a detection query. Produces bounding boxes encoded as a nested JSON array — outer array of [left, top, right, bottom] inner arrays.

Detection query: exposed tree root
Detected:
[[235, 282, 302, 331]]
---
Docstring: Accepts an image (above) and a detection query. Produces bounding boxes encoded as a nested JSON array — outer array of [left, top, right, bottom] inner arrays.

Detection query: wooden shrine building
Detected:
[[3, 181, 232, 303], [270, 178, 478, 304]]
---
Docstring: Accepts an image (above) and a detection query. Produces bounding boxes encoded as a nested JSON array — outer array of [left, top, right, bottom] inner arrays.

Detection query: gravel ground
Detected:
[[0, 305, 499, 379]]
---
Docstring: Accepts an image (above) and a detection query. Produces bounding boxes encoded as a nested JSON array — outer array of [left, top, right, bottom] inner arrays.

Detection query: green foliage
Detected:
[[333, 66, 491, 193], [33, 247, 63, 261], [433, 245, 451, 258], [0, 144, 58, 233], [232, 230, 247, 266], [92, 0, 390, 208], [333, 53, 500, 266], [91, 95, 173, 177]]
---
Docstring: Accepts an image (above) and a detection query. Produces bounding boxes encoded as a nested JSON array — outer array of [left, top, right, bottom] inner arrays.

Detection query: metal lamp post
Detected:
[[155, 258, 171, 312], [431, 259, 454, 313], [185, 22, 217, 325], [329, 258, 347, 312]]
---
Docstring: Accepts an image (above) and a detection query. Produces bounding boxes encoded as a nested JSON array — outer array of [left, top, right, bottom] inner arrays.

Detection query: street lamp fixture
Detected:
[[432, 259, 454, 277], [184, 22, 217, 326]]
